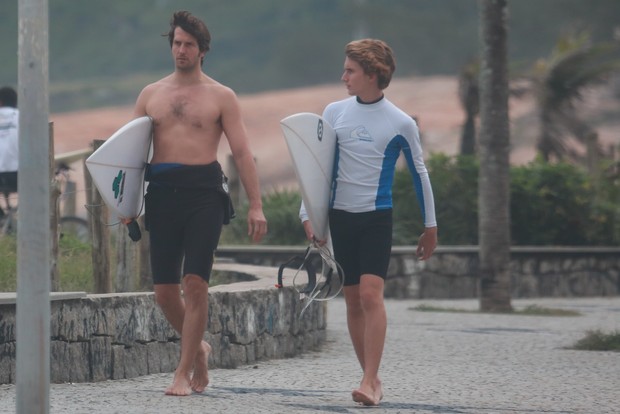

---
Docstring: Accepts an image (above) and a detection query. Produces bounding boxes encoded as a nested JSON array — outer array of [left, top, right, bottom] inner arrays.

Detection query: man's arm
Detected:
[[417, 226, 437, 260], [133, 85, 151, 118], [220, 87, 267, 242]]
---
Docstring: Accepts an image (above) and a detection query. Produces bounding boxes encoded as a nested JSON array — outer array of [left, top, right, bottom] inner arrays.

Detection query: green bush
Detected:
[[219, 155, 618, 246], [393, 153, 479, 245], [570, 330, 620, 351], [511, 161, 590, 245], [392, 154, 619, 246], [220, 189, 307, 246]]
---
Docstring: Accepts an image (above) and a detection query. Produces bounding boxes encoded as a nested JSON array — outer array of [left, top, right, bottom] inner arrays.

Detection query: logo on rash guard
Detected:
[[350, 125, 373, 142]]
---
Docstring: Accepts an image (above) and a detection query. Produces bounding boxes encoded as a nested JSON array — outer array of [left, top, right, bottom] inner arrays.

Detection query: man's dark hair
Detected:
[[167, 10, 211, 62], [0, 87, 17, 108]]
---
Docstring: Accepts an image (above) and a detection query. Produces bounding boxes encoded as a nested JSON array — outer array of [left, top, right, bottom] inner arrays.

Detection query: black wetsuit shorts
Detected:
[[328, 208, 393, 286], [144, 162, 232, 285]]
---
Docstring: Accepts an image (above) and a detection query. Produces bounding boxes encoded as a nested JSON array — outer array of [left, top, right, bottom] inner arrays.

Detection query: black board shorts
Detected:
[[328, 208, 393, 286], [0, 171, 18, 194], [144, 162, 229, 285]]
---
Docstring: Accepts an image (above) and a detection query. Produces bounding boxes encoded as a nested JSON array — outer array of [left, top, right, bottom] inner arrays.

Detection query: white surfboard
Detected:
[[280, 112, 336, 242], [85, 116, 153, 219]]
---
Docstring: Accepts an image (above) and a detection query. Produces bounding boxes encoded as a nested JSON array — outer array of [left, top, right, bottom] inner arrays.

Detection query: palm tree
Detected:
[[477, 0, 512, 312], [458, 59, 479, 156], [533, 32, 620, 163]]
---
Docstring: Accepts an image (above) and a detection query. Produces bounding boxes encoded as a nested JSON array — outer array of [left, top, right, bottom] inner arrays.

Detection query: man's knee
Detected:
[[359, 275, 384, 309], [154, 284, 182, 308], [182, 274, 209, 303]]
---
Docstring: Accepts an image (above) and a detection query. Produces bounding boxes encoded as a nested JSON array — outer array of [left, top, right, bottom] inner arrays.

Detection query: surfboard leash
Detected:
[[276, 242, 344, 317], [276, 244, 316, 292]]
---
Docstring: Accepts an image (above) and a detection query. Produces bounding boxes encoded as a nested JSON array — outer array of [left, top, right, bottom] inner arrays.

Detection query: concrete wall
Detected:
[[216, 245, 620, 299], [0, 264, 326, 385]]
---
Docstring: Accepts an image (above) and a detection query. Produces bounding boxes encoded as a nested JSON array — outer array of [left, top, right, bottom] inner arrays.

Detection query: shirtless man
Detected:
[[132, 11, 267, 396]]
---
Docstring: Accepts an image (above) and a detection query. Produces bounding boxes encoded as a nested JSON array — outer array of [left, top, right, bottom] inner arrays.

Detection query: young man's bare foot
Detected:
[[190, 341, 211, 393], [352, 388, 379, 406], [165, 371, 192, 396], [352, 378, 383, 406], [374, 379, 384, 401]]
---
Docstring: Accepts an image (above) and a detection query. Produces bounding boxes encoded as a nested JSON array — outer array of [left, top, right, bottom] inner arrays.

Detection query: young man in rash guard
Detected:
[[300, 39, 438, 406], [131, 11, 267, 396]]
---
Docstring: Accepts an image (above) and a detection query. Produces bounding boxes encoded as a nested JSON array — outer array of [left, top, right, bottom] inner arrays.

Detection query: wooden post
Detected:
[[86, 140, 112, 293], [16, 0, 51, 411], [115, 225, 139, 292], [586, 131, 599, 177], [138, 215, 152, 291], [62, 181, 77, 217]]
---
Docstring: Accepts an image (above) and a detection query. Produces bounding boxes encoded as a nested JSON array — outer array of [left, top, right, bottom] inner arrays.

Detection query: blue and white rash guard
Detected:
[[300, 96, 437, 228]]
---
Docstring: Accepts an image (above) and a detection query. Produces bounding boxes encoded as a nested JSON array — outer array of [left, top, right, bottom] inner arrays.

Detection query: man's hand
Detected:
[[302, 220, 326, 246], [416, 226, 437, 260], [247, 206, 267, 243]]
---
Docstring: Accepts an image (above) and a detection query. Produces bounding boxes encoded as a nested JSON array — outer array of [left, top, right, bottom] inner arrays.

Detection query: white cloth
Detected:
[[300, 96, 436, 228], [0, 107, 19, 172]]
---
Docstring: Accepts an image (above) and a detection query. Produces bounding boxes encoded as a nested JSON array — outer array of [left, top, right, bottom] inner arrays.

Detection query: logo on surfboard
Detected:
[[317, 119, 324, 142], [112, 170, 126, 205]]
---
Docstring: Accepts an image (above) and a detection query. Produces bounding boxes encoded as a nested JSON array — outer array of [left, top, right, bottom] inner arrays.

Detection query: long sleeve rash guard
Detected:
[[301, 96, 437, 228]]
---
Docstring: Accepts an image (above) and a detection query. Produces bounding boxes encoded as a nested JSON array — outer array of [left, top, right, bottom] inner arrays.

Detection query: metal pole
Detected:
[[16, 0, 50, 412]]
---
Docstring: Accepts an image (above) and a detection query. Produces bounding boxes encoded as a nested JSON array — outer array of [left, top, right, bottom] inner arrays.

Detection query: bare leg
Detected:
[[190, 340, 211, 393], [343, 285, 366, 368], [345, 274, 386, 406], [154, 277, 210, 396]]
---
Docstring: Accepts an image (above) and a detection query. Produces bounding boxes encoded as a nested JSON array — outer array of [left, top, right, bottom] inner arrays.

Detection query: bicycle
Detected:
[[54, 163, 90, 243], [0, 189, 17, 235], [0, 164, 90, 242]]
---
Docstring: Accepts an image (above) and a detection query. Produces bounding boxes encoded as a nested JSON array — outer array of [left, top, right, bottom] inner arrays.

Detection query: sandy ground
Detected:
[[48, 75, 618, 216]]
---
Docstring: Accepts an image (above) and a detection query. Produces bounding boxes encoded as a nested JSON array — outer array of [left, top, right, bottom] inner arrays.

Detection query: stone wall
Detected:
[[0, 264, 326, 385], [216, 245, 620, 299], [2, 246, 617, 385]]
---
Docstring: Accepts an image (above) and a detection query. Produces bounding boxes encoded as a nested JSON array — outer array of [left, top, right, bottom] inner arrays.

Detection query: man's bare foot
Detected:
[[165, 371, 192, 396], [352, 378, 383, 406], [352, 388, 379, 406], [374, 379, 384, 401], [190, 341, 211, 393]]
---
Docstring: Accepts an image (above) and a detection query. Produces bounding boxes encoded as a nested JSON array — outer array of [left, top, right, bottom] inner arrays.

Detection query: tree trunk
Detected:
[[478, 0, 512, 312], [460, 113, 477, 155], [458, 61, 479, 155]]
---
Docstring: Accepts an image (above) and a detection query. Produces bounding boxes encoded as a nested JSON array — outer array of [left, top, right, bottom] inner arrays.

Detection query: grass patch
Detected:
[[0, 234, 93, 292], [0, 235, 254, 293], [0, 235, 17, 290], [515, 304, 581, 317], [569, 330, 620, 352], [410, 304, 581, 317], [57, 234, 93, 292]]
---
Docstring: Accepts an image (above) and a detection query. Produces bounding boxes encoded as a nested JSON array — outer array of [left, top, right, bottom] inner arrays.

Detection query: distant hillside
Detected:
[[1, 0, 619, 111]]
